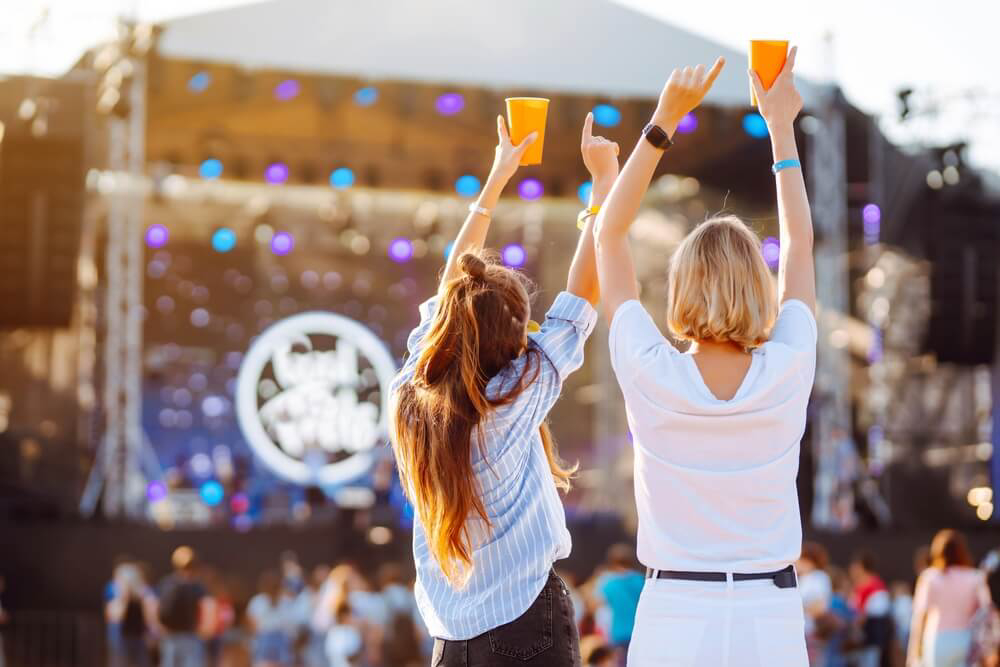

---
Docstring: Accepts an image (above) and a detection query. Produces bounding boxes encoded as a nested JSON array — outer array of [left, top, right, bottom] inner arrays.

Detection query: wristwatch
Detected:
[[642, 123, 674, 150]]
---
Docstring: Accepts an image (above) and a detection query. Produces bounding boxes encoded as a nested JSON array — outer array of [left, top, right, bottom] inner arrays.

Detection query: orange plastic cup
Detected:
[[749, 40, 788, 107], [505, 97, 549, 166]]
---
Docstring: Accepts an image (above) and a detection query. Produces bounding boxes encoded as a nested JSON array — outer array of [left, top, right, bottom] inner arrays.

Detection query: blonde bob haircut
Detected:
[[667, 216, 777, 350]]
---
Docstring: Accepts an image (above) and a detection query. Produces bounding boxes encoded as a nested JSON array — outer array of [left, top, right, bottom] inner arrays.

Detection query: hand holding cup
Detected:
[[748, 46, 803, 130]]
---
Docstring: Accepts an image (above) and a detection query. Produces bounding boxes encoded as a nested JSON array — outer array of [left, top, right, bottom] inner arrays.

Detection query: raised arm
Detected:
[[749, 46, 815, 312], [595, 58, 724, 320], [567, 112, 620, 305], [439, 117, 536, 292]]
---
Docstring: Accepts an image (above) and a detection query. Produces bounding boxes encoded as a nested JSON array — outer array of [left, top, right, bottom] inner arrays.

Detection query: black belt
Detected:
[[645, 564, 797, 589]]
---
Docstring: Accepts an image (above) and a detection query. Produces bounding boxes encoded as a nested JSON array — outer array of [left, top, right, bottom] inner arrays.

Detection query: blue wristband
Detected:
[[772, 159, 801, 175]]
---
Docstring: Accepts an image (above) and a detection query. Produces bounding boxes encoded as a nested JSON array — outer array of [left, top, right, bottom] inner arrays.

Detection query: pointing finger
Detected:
[[704, 57, 725, 90], [582, 111, 594, 146]]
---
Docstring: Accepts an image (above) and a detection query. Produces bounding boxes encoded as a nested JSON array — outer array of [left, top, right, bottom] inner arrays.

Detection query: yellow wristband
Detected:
[[577, 205, 600, 230]]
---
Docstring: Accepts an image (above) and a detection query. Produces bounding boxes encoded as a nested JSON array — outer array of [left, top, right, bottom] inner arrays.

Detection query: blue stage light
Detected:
[[199, 158, 223, 180], [212, 228, 236, 253], [354, 86, 378, 107], [593, 104, 622, 127], [742, 113, 769, 138], [577, 181, 592, 205], [199, 480, 224, 506], [188, 71, 211, 93], [330, 167, 354, 189], [455, 175, 481, 197]]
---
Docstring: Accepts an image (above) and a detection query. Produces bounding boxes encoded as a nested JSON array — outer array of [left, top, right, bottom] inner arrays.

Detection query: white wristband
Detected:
[[468, 203, 491, 219]]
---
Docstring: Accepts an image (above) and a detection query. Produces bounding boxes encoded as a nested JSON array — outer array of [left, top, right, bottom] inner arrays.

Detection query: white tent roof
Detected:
[[158, 0, 824, 106]]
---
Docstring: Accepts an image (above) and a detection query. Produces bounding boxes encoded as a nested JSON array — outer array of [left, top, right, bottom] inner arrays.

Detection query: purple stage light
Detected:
[[518, 178, 544, 201], [862, 203, 881, 225], [273, 79, 300, 101], [761, 236, 780, 270], [265, 162, 289, 184], [435, 93, 465, 115], [145, 224, 169, 248], [388, 238, 414, 263], [676, 112, 698, 134], [502, 243, 526, 268], [147, 480, 168, 502], [271, 231, 294, 256]]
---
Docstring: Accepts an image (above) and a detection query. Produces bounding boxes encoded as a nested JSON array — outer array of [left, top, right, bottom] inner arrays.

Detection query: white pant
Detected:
[[628, 575, 808, 666]]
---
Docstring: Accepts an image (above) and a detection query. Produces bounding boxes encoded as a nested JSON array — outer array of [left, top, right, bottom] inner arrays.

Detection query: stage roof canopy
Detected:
[[158, 0, 826, 107]]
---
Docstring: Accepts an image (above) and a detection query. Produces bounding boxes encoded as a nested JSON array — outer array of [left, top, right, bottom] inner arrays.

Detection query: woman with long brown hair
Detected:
[[390, 112, 618, 665], [908, 529, 990, 667]]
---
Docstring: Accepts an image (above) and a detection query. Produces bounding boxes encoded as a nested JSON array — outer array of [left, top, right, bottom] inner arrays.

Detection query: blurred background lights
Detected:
[[761, 236, 780, 270], [676, 112, 698, 134], [199, 480, 224, 506], [353, 86, 377, 107], [230, 492, 250, 514], [199, 158, 223, 180], [146, 480, 167, 503], [187, 71, 211, 92], [455, 174, 481, 197], [330, 167, 354, 188], [577, 181, 592, 204], [270, 231, 294, 255], [211, 228, 236, 253], [273, 79, 300, 100], [444, 241, 455, 259], [145, 224, 169, 248], [388, 238, 414, 263], [862, 203, 882, 226], [742, 113, 769, 138], [435, 92, 464, 115], [518, 178, 544, 200], [593, 104, 621, 127], [502, 243, 526, 268], [189, 453, 213, 478], [265, 162, 288, 184]]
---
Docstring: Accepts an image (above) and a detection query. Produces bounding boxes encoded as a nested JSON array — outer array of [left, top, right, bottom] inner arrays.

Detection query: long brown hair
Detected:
[[391, 251, 575, 587], [930, 529, 973, 569]]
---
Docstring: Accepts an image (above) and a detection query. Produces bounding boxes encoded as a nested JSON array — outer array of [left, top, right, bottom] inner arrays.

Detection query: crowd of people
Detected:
[[798, 529, 1000, 667], [100, 544, 652, 667]]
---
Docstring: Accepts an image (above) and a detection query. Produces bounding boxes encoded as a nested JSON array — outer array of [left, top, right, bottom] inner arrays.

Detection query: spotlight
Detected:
[[742, 113, 769, 139], [388, 238, 414, 263], [271, 232, 294, 256], [329, 167, 354, 189], [199, 480, 225, 506], [577, 181, 592, 205], [273, 79, 300, 101], [593, 104, 621, 127], [212, 228, 236, 253], [761, 236, 780, 270], [455, 175, 481, 197], [145, 224, 169, 249], [435, 93, 464, 115], [518, 178, 544, 201], [188, 72, 211, 93], [265, 163, 289, 184], [675, 112, 698, 134], [502, 243, 526, 268], [199, 158, 223, 180], [354, 86, 378, 107]]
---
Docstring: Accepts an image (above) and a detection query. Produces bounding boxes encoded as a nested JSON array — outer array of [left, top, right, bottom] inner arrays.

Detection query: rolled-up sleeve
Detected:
[[488, 293, 597, 451]]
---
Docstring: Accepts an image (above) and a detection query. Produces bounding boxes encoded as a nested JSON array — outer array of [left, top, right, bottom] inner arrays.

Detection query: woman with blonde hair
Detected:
[[595, 49, 815, 665], [390, 111, 620, 665], [908, 529, 990, 666]]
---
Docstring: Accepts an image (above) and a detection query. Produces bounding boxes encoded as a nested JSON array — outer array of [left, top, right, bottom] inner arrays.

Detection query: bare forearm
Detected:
[[566, 177, 613, 305], [770, 124, 813, 248], [597, 121, 673, 241], [440, 175, 505, 289]]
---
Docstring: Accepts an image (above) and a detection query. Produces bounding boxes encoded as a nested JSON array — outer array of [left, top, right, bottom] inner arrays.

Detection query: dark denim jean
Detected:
[[431, 571, 581, 666]]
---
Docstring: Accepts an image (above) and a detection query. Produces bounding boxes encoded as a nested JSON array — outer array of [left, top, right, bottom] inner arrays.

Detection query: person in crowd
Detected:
[[580, 635, 618, 667], [279, 552, 305, 597], [594, 49, 813, 664], [325, 601, 363, 667], [106, 562, 158, 667], [295, 565, 330, 667], [201, 568, 235, 667], [850, 551, 893, 667], [892, 580, 914, 657], [0, 575, 8, 667], [557, 569, 586, 630], [595, 544, 644, 660], [908, 529, 991, 666], [390, 108, 617, 665], [157, 546, 215, 667], [823, 567, 857, 667], [374, 564, 423, 667], [799, 542, 834, 663], [246, 570, 296, 667]]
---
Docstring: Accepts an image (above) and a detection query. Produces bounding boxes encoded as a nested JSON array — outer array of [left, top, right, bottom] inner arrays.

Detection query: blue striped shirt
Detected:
[[391, 291, 597, 640]]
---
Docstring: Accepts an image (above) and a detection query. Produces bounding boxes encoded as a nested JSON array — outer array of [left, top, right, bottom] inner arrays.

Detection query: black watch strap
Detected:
[[642, 123, 674, 150]]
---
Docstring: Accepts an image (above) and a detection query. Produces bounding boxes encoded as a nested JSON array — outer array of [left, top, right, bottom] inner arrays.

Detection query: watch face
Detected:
[[644, 123, 670, 148]]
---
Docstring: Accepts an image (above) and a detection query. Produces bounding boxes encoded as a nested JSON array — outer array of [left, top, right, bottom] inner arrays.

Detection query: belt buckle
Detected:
[[773, 567, 797, 589]]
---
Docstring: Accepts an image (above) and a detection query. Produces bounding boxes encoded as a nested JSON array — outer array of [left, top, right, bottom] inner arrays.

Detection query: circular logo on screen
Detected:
[[235, 312, 397, 486]]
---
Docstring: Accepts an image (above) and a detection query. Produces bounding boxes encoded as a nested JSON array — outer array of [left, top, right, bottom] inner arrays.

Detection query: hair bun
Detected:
[[459, 253, 487, 281]]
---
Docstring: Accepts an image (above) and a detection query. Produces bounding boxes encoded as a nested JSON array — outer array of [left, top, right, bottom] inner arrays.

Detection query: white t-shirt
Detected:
[[246, 593, 296, 635], [609, 299, 817, 572]]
